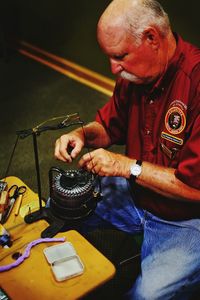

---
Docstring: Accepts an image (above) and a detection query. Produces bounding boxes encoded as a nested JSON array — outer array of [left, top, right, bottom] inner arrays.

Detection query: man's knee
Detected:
[[126, 274, 200, 300], [126, 276, 169, 300]]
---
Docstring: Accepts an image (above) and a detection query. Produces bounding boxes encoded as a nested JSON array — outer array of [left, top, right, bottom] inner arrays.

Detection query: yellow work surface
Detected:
[[0, 177, 116, 299]]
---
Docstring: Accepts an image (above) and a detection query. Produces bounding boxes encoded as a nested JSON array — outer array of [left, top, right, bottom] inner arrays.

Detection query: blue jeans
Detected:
[[81, 177, 200, 300]]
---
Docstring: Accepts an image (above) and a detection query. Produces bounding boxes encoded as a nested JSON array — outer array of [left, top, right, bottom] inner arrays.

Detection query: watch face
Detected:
[[130, 164, 142, 177]]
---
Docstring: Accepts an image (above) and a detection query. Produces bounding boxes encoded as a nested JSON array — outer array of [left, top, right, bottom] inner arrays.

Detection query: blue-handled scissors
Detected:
[[1, 185, 27, 224]]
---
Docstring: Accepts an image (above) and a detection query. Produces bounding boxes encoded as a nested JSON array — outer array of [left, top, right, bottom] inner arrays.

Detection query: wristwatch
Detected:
[[130, 160, 142, 181]]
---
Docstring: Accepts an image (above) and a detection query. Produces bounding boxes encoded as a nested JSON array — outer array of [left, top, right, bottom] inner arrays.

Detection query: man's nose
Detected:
[[110, 58, 123, 75]]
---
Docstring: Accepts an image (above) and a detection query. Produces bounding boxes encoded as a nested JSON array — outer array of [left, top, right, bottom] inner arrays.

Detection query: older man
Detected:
[[55, 0, 200, 299]]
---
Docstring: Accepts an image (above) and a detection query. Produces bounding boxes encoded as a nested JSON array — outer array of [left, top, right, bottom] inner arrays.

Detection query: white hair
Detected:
[[125, 0, 170, 45]]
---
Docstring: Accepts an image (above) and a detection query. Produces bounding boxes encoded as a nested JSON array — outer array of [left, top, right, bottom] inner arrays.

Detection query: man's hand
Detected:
[[79, 148, 133, 178], [54, 122, 112, 163], [55, 130, 84, 163]]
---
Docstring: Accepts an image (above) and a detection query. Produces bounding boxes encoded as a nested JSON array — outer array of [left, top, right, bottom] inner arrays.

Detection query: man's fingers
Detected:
[[79, 152, 93, 168], [54, 139, 72, 162], [70, 143, 83, 159]]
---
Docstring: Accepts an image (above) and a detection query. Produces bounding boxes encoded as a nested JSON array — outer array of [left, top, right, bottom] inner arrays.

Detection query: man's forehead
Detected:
[[97, 23, 132, 51]]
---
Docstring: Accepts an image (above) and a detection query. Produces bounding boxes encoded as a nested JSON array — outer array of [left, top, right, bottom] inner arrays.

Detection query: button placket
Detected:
[[143, 98, 157, 159]]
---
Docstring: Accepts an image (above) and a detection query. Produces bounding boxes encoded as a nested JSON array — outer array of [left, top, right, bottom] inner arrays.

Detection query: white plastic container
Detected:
[[43, 242, 84, 281]]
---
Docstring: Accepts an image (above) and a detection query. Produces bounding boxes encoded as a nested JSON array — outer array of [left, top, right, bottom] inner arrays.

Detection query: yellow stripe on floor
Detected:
[[17, 41, 115, 97]]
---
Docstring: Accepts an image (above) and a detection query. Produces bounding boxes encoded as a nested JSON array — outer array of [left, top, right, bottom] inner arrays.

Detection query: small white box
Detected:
[[43, 242, 84, 281]]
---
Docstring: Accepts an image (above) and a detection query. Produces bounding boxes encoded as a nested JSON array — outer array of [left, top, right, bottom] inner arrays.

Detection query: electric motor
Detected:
[[49, 167, 100, 220]]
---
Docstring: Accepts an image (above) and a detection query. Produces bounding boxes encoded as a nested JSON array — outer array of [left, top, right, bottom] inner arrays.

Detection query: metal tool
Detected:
[[1, 185, 27, 224]]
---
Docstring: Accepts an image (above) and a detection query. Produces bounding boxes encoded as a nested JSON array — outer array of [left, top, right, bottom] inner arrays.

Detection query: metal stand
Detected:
[[17, 114, 84, 237], [23, 131, 66, 238]]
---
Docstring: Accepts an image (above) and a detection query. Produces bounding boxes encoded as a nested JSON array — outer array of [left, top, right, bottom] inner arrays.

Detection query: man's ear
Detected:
[[143, 27, 160, 49]]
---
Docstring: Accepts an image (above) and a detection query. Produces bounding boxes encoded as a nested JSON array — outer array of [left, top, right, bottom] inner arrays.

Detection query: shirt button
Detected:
[[149, 100, 154, 104], [146, 130, 151, 135]]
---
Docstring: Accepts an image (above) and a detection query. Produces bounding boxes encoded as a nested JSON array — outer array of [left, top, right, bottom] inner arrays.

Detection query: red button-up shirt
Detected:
[[96, 34, 200, 220]]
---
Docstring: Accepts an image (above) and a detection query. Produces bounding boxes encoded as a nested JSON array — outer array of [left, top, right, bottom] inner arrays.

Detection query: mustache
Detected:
[[119, 71, 154, 84], [119, 71, 141, 83]]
